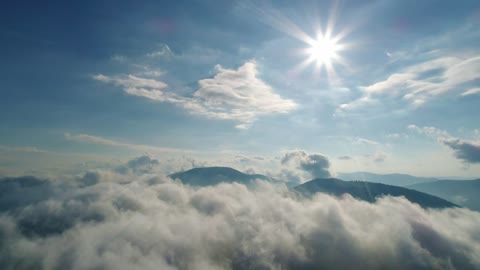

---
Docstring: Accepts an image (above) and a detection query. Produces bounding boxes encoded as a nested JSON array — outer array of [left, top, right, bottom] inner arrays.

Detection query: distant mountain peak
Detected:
[[294, 178, 458, 209], [169, 166, 278, 187]]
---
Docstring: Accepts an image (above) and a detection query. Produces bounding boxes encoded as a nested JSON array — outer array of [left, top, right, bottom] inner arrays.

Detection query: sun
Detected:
[[307, 35, 339, 66], [297, 31, 347, 77]]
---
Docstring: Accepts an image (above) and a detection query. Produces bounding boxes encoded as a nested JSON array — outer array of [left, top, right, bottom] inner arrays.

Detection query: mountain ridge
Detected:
[[408, 179, 480, 211], [294, 178, 458, 209]]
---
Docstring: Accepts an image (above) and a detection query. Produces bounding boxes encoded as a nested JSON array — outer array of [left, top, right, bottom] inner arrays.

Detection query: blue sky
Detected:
[[1, 0, 480, 178]]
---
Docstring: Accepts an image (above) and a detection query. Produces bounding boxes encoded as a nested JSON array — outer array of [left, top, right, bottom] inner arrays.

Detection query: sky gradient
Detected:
[[1, 0, 480, 179]]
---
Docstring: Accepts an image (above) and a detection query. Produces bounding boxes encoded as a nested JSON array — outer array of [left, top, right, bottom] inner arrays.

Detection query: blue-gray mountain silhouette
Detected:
[[408, 179, 480, 211], [169, 167, 294, 187], [337, 172, 437, 186], [294, 178, 458, 209]]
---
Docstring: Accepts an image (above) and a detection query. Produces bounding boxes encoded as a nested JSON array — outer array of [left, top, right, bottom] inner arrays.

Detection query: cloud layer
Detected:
[[1, 168, 480, 270]]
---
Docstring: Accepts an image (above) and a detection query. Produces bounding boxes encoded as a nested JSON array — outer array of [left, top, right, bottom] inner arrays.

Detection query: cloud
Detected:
[[114, 155, 160, 175], [146, 43, 175, 58], [386, 133, 409, 139], [353, 137, 379, 145], [281, 151, 332, 180], [146, 43, 224, 64], [443, 139, 480, 164], [408, 125, 480, 164], [365, 152, 387, 163], [0, 172, 480, 269], [93, 61, 297, 125], [461, 88, 480, 96], [0, 145, 49, 154], [93, 74, 167, 90], [338, 155, 353, 160], [184, 61, 297, 123], [64, 133, 190, 153], [341, 55, 480, 111], [92, 74, 171, 102]]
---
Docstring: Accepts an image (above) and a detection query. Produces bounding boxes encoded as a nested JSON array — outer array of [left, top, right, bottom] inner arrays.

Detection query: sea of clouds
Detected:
[[1, 160, 480, 270]]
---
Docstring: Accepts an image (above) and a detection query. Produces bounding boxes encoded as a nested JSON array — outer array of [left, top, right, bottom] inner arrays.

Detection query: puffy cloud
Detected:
[[443, 138, 480, 164], [408, 125, 480, 164], [281, 151, 332, 180], [0, 172, 480, 269], [115, 155, 160, 175], [93, 61, 297, 126], [189, 61, 297, 122]]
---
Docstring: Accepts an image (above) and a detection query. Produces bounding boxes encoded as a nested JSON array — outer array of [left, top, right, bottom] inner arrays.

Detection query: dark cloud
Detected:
[[115, 155, 160, 174], [281, 151, 332, 179], [1, 172, 480, 270], [408, 125, 480, 164], [442, 138, 480, 164], [0, 176, 54, 212]]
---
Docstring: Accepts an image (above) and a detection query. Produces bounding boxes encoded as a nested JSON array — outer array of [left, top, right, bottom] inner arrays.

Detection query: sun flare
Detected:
[[308, 35, 339, 65]]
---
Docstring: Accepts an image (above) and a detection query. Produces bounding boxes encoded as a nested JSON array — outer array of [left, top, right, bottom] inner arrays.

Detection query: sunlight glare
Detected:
[[308, 35, 339, 66]]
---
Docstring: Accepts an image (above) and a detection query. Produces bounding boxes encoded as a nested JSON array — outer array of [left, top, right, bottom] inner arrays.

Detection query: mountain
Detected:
[[294, 178, 458, 209], [169, 167, 291, 187], [408, 179, 480, 211], [337, 172, 437, 186]]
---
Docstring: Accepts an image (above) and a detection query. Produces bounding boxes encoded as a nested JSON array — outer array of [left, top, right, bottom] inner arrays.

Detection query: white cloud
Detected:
[[146, 43, 174, 58], [281, 150, 332, 181], [64, 133, 191, 154], [365, 152, 387, 163], [187, 61, 297, 123], [1, 173, 480, 269], [461, 88, 480, 96], [94, 61, 297, 125], [386, 133, 409, 139], [93, 74, 167, 89], [353, 137, 380, 145], [342, 55, 480, 111]]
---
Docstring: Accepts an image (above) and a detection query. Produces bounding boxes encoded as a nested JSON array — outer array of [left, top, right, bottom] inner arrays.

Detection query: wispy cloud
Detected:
[[146, 43, 175, 58], [341, 55, 480, 111], [353, 137, 380, 145], [64, 133, 191, 153], [386, 133, 409, 139], [461, 88, 480, 96], [364, 152, 387, 163], [408, 125, 480, 164], [0, 145, 49, 154], [93, 74, 167, 90]]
